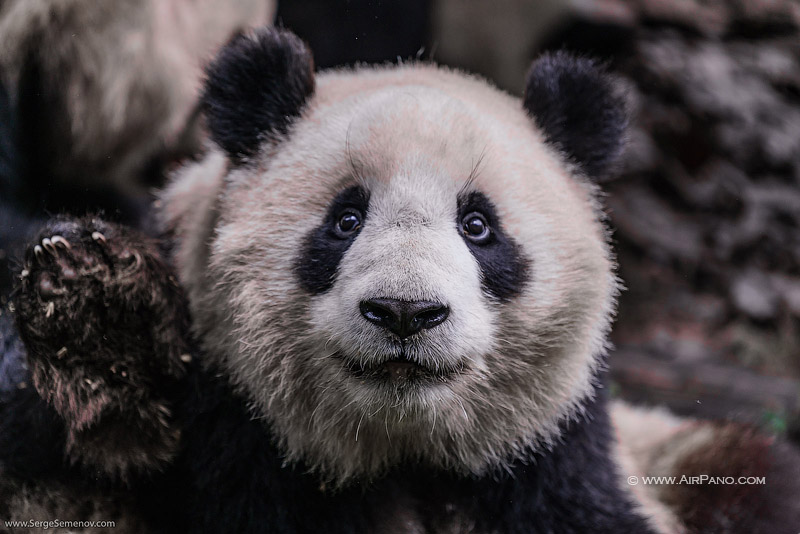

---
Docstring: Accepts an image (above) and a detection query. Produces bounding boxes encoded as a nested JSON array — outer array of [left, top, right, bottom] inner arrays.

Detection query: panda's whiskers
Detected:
[[354, 410, 366, 442], [493, 336, 515, 346], [459, 147, 487, 195], [311, 347, 340, 363], [453, 398, 469, 422]]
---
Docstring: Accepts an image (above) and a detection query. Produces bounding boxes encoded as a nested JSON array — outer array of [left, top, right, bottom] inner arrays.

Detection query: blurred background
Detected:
[[1, 0, 798, 441]]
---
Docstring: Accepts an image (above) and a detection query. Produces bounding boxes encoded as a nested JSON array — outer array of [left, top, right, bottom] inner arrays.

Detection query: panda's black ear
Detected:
[[202, 28, 315, 163], [523, 52, 627, 178]]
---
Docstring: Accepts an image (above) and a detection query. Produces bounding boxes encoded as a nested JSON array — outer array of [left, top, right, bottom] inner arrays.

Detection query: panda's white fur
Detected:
[[162, 63, 618, 482]]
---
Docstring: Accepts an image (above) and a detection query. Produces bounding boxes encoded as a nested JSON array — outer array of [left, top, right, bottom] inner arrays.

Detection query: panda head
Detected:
[[165, 28, 627, 482]]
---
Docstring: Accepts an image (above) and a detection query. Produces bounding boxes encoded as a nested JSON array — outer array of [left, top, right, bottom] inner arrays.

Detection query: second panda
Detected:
[[7, 28, 800, 533]]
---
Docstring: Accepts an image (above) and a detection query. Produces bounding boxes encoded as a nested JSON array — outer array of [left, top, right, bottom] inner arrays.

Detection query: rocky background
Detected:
[[537, 0, 800, 438]]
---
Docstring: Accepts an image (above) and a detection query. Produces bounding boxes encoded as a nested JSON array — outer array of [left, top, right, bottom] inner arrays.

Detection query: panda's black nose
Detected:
[[359, 298, 449, 339]]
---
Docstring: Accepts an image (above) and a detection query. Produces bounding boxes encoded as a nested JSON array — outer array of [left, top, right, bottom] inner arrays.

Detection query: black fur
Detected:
[[150, 368, 656, 534], [0, 385, 70, 481], [523, 52, 628, 178], [203, 28, 315, 162], [458, 191, 529, 301], [295, 186, 370, 294], [0, 313, 67, 480]]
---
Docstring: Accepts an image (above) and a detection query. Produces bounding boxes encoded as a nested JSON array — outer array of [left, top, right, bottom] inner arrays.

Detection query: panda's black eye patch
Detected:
[[295, 186, 369, 294], [457, 191, 529, 301]]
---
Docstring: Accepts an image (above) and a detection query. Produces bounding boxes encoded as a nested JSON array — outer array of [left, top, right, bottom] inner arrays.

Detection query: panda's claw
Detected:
[[42, 237, 57, 255], [33, 244, 44, 261], [51, 235, 71, 250], [91, 231, 106, 244], [132, 251, 143, 271]]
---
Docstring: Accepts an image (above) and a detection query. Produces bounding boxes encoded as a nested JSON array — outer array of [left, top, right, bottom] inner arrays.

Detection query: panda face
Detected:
[[294, 94, 516, 403], [298, 182, 529, 394], [168, 30, 626, 483], [300, 180, 499, 392], [184, 74, 618, 482]]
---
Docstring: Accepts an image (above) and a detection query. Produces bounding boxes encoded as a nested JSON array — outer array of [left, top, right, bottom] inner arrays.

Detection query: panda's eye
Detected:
[[334, 209, 362, 238], [462, 212, 491, 243]]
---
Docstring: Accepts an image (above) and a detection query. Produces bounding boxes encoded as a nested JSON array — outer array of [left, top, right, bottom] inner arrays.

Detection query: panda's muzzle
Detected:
[[359, 298, 449, 339]]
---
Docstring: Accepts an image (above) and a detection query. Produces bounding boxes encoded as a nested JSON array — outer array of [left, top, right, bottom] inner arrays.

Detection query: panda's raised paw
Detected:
[[17, 218, 156, 312], [14, 216, 187, 371], [12, 216, 191, 478]]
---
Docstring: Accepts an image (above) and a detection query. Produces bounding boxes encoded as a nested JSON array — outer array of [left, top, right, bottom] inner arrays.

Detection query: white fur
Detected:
[[162, 63, 618, 483]]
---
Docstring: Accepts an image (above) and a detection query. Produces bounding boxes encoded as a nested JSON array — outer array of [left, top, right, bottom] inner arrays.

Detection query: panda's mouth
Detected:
[[340, 352, 462, 384]]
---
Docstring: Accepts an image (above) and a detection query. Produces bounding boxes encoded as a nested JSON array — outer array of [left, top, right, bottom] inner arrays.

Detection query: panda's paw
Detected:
[[13, 216, 190, 478], [19, 217, 143, 308]]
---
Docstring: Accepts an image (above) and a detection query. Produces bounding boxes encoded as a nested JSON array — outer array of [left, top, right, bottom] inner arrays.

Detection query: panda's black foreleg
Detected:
[[13, 216, 191, 480]]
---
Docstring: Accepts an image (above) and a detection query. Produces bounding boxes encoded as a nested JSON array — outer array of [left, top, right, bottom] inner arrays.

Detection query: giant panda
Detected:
[[4, 27, 800, 533]]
